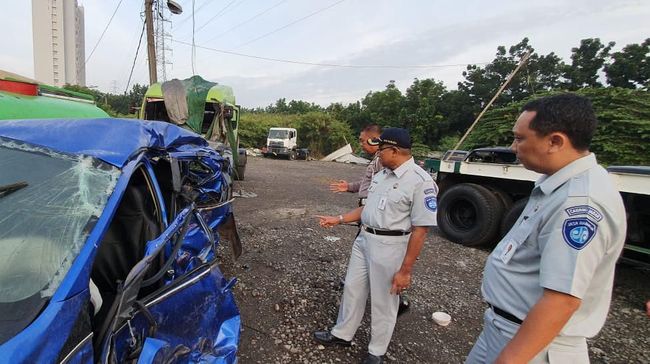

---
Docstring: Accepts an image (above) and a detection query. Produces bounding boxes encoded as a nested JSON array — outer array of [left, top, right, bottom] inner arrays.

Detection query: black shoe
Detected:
[[361, 353, 384, 364], [398, 294, 410, 316], [313, 331, 351, 347]]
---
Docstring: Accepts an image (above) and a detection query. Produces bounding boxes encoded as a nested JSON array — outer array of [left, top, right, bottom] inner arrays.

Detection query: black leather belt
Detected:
[[363, 226, 410, 236], [488, 303, 523, 325]]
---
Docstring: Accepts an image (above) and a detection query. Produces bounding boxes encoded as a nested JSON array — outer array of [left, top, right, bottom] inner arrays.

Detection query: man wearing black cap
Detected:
[[315, 128, 438, 364]]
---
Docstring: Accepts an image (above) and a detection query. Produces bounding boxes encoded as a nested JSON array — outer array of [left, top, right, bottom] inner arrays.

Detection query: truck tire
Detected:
[[499, 198, 528, 238], [438, 183, 505, 247], [289, 150, 296, 160], [235, 148, 247, 180], [486, 186, 513, 212], [235, 164, 246, 180]]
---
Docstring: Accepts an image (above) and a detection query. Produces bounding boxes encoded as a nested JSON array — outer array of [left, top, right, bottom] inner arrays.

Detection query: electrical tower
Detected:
[[153, 1, 174, 82]]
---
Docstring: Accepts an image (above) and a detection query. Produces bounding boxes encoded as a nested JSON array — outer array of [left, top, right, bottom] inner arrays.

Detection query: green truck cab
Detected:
[[139, 75, 247, 180], [0, 70, 109, 120]]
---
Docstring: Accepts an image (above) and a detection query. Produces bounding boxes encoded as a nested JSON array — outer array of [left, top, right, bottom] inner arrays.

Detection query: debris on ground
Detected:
[[233, 190, 258, 198], [324, 236, 341, 242], [321, 144, 370, 165]]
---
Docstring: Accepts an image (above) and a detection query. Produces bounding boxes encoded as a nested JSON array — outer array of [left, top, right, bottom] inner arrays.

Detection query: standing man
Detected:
[[466, 94, 627, 364], [315, 128, 438, 364], [329, 125, 411, 314], [330, 124, 383, 207]]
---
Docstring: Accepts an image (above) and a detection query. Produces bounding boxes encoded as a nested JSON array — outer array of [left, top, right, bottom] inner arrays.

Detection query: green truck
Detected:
[[139, 75, 247, 180], [0, 70, 108, 120]]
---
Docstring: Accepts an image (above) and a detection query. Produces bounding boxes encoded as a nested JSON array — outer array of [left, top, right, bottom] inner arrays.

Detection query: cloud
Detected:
[[216, 1, 650, 107]]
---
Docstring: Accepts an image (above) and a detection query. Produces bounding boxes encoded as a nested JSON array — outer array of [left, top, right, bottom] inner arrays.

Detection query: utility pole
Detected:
[[145, 0, 157, 85]]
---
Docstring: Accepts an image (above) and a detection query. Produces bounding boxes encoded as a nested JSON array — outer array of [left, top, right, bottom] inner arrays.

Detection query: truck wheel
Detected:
[[438, 183, 504, 247], [289, 150, 296, 160], [500, 198, 528, 238], [235, 164, 246, 180], [486, 186, 513, 212]]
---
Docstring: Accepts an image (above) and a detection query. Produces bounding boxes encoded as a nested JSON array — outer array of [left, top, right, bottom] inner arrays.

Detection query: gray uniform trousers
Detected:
[[331, 230, 408, 356], [465, 309, 590, 364]]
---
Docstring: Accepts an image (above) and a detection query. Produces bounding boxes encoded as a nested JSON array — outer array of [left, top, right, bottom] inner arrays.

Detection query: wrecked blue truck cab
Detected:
[[0, 118, 241, 363]]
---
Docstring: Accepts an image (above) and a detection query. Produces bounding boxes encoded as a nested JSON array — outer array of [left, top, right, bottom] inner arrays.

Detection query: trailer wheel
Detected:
[[500, 198, 528, 238], [486, 186, 513, 212], [235, 164, 246, 180], [438, 183, 504, 246]]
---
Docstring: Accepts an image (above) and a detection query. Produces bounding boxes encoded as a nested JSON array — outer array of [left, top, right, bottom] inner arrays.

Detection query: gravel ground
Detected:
[[218, 156, 650, 364]]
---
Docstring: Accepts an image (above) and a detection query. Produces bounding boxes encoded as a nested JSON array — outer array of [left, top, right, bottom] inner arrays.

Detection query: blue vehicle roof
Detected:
[[0, 118, 208, 168]]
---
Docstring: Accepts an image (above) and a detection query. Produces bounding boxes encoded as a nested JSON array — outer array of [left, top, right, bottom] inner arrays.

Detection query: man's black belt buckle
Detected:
[[488, 303, 523, 325], [363, 226, 410, 236]]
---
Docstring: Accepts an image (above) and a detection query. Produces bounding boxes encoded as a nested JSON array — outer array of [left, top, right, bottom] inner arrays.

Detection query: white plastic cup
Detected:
[[432, 311, 452, 326]]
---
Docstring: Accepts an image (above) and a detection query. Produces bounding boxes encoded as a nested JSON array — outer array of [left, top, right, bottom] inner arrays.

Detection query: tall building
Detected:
[[32, 0, 86, 87]]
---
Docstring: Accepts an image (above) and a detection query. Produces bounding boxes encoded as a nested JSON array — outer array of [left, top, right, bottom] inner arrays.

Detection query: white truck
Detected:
[[263, 127, 299, 160], [426, 148, 650, 264]]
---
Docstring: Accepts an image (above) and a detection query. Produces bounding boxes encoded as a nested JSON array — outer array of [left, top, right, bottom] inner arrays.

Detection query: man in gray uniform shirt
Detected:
[[329, 125, 411, 314], [329, 124, 383, 206], [315, 128, 438, 364], [466, 94, 626, 364]]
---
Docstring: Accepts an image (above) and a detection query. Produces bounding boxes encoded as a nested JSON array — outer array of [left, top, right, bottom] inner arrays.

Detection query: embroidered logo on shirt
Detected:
[[424, 196, 437, 212], [562, 218, 598, 249], [564, 205, 603, 222], [424, 188, 436, 195]]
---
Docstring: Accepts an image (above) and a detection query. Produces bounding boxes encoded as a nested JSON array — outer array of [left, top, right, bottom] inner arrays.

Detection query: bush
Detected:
[[463, 87, 650, 166], [239, 111, 356, 158]]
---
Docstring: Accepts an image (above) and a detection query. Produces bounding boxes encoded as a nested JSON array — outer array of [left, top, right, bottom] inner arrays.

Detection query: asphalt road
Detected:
[[219, 156, 650, 364]]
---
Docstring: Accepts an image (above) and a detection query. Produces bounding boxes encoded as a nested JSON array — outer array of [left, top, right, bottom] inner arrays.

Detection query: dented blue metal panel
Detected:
[[111, 265, 239, 364], [0, 118, 240, 362], [0, 118, 208, 168]]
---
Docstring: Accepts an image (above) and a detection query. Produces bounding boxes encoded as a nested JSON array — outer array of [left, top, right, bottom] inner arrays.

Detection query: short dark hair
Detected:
[[362, 124, 382, 135], [521, 93, 597, 150]]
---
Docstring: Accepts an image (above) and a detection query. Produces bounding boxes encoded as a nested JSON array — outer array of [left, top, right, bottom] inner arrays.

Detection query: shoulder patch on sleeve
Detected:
[[424, 188, 437, 195], [564, 205, 603, 222], [424, 196, 437, 212], [562, 218, 597, 249]]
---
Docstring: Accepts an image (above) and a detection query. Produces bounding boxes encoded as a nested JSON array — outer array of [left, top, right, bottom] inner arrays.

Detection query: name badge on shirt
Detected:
[[499, 238, 517, 264], [378, 196, 387, 210]]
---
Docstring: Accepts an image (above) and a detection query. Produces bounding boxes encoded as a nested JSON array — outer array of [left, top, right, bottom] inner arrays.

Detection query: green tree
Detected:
[[459, 38, 563, 108], [361, 80, 405, 127], [605, 38, 650, 89], [463, 88, 650, 166], [402, 78, 447, 145], [563, 38, 615, 90]]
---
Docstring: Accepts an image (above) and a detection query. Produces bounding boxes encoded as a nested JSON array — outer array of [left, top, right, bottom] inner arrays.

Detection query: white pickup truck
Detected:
[[426, 148, 650, 264]]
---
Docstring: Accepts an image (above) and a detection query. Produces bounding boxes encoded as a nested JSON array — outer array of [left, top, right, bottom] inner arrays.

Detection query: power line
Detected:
[[194, 0, 239, 34], [125, 21, 146, 93], [174, 0, 214, 29], [173, 39, 489, 69], [231, 0, 346, 50], [86, 0, 125, 64], [203, 0, 289, 44]]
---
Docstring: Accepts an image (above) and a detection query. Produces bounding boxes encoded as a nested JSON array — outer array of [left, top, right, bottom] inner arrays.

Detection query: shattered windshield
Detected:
[[0, 139, 120, 339], [268, 129, 289, 139]]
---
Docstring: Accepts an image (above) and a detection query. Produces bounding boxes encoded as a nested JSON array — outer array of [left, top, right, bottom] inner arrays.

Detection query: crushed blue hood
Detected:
[[0, 118, 208, 168]]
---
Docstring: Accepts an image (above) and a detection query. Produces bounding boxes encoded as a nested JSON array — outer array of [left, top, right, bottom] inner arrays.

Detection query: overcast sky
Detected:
[[1, 0, 648, 107]]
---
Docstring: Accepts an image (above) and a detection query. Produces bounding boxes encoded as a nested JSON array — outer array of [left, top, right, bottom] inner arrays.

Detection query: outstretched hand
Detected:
[[315, 215, 339, 228], [329, 180, 348, 193]]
